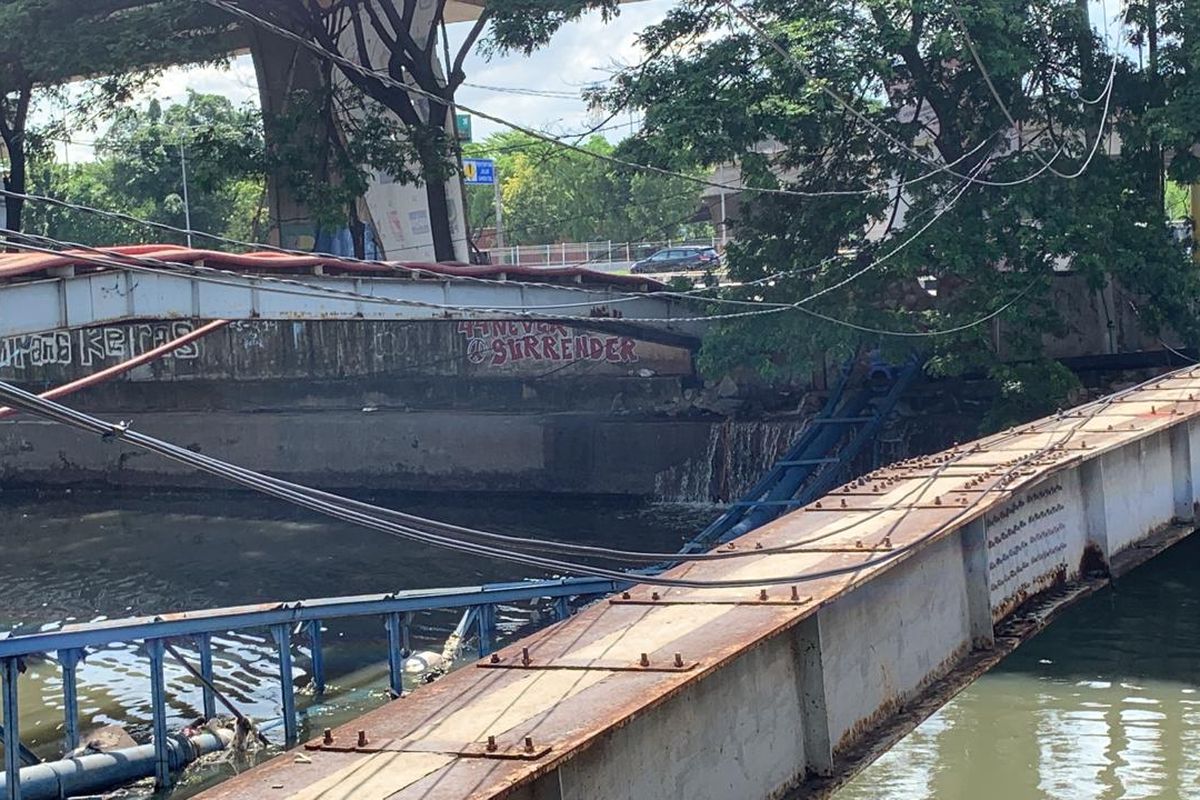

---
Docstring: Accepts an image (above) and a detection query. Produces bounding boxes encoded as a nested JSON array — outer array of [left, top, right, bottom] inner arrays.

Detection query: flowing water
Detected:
[[4, 490, 1200, 799]]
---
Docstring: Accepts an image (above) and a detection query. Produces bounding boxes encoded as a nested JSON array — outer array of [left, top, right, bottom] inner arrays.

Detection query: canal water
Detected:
[[3, 490, 1200, 798], [0, 490, 712, 795]]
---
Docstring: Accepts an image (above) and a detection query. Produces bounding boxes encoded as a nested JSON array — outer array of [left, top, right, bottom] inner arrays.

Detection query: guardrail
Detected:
[[483, 238, 720, 268], [0, 576, 620, 796]]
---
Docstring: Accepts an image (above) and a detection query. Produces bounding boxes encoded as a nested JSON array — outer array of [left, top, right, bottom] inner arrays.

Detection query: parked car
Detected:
[[631, 246, 721, 274]]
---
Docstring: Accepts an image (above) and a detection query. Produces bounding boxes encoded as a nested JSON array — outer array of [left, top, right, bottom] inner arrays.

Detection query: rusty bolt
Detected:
[[651, 591, 661, 601], [759, 588, 769, 601], [621, 591, 631, 599], [855, 539, 864, 549], [639, 653, 650, 667], [524, 736, 535, 753], [322, 728, 333, 746], [790, 585, 800, 602], [934, 496, 942, 506], [486, 735, 497, 752], [674, 652, 684, 668], [357, 730, 368, 748], [755, 542, 763, 550], [840, 498, 847, 508], [490, 653, 501, 664], [883, 536, 893, 548], [521, 647, 531, 666], [815, 501, 823, 509]]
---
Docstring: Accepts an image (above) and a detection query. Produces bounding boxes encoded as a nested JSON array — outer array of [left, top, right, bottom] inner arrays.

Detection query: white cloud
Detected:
[[40, 0, 672, 163], [448, 1, 675, 141]]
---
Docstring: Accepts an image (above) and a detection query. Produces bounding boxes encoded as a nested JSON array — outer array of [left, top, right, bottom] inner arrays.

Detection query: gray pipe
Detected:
[[0, 731, 231, 800]]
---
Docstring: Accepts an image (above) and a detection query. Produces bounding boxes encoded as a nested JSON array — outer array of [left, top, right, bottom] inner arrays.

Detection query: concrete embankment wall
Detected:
[[0, 319, 818, 498]]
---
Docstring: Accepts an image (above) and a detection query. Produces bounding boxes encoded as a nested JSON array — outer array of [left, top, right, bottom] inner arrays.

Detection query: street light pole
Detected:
[[178, 140, 193, 249], [494, 168, 504, 249]]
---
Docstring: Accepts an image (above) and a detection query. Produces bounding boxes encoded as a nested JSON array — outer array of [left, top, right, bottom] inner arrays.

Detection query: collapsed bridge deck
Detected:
[[193, 369, 1200, 799]]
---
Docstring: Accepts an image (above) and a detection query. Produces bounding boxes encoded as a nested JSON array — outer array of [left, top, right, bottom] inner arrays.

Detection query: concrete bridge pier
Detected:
[[246, 2, 471, 261], [248, 25, 330, 253]]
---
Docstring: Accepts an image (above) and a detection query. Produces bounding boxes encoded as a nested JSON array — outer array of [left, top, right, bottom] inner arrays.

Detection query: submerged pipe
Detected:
[[0, 731, 231, 800]]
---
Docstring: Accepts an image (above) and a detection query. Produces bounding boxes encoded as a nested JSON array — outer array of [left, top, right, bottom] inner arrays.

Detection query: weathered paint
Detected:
[[0, 320, 691, 384], [193, 370, 1200, 800]]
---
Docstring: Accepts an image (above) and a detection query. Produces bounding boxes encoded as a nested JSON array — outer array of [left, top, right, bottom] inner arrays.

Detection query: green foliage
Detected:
[[602, 0, 1200, 425], [980, 361, 1082, 432], [25, 93, 266, 247], [1166, 181, 1190, 220], [484, 0, 621, 55], [462, 131, 708, 244], [0, 0, 232, 232]]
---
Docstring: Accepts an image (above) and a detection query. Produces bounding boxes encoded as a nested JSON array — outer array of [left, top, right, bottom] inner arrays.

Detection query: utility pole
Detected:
[[494, 169, 504, 248], [178, 140, 193, 249]]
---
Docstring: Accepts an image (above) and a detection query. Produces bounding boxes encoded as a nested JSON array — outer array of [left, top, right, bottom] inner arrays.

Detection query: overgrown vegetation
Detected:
[[596, 0, 1200, 427]]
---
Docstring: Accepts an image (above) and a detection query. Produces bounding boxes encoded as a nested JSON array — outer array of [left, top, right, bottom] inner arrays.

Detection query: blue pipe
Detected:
[[0, 732, 230, 800]]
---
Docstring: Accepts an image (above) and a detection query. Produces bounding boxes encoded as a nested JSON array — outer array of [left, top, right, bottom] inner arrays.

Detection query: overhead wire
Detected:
[[0, 370, 1161, 586], [0, 153, 992, 327], [719, 0, 1123, 186], [202, 0, 1113, 200]]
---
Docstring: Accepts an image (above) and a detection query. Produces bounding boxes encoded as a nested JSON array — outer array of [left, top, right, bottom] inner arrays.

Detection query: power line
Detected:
[[720, 0, 1124, 187], [0, 369, 1146, 586], [202, 0, 1105, 200], [0, 136, 991, 320], [0, 154, 990, 328]]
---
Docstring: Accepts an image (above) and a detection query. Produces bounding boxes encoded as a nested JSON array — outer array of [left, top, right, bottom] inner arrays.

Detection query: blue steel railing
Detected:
[[0, 576, 619, 796]]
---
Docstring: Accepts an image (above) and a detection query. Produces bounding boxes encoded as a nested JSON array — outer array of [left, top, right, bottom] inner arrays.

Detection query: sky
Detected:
[[46, 0, 1126, 164], [51, 0, 676, 163]]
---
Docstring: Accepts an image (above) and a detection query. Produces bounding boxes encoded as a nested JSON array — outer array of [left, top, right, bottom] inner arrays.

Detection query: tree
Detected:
[[26, 93, 267, 247], [0, 0, 232, 235], [463, 131, 708, 246], [599, 0, 1200, 423], [220, 0, 622, 261]]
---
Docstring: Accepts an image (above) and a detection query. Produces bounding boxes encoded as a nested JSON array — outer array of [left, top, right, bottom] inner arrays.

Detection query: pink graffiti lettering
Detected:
[[461, 321, 639, 368]]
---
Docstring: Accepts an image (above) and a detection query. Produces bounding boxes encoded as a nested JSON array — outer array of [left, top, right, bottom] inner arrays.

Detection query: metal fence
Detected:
[[0, 576, 619, 795], [484, 238, 721, 268]]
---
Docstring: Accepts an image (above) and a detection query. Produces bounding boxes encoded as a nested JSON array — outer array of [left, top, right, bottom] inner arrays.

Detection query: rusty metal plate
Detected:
[[477, 654, 699, 672]]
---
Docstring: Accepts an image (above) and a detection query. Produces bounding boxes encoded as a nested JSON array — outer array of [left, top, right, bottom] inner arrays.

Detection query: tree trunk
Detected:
[[415, 103, 456, 261], [2, 137, 24, 238], [424, 174, 455, 261]]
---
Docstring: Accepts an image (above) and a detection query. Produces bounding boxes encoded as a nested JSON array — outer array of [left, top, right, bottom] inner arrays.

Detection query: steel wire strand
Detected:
[[0, 373, 1162, 587], [721, 0, 1123, 187], [0, 138, 993, 317]]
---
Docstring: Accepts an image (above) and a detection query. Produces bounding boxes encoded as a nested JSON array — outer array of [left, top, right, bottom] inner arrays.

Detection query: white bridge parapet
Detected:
[[0, 269, 706, 341], [194, 370, 1200, 800]]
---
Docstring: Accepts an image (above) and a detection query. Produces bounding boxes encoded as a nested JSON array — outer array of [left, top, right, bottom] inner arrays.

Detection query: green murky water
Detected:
[[839, 533, 1200, 800], [4, 491, 1200, 798]]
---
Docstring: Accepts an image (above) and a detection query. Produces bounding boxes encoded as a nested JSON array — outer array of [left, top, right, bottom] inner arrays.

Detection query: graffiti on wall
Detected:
[[0, 321, 202, 371], [457, 321, 639, 367]]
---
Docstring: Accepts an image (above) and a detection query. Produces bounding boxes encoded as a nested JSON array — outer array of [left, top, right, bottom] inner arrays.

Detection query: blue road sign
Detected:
[[462, 158, 496, 185]]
